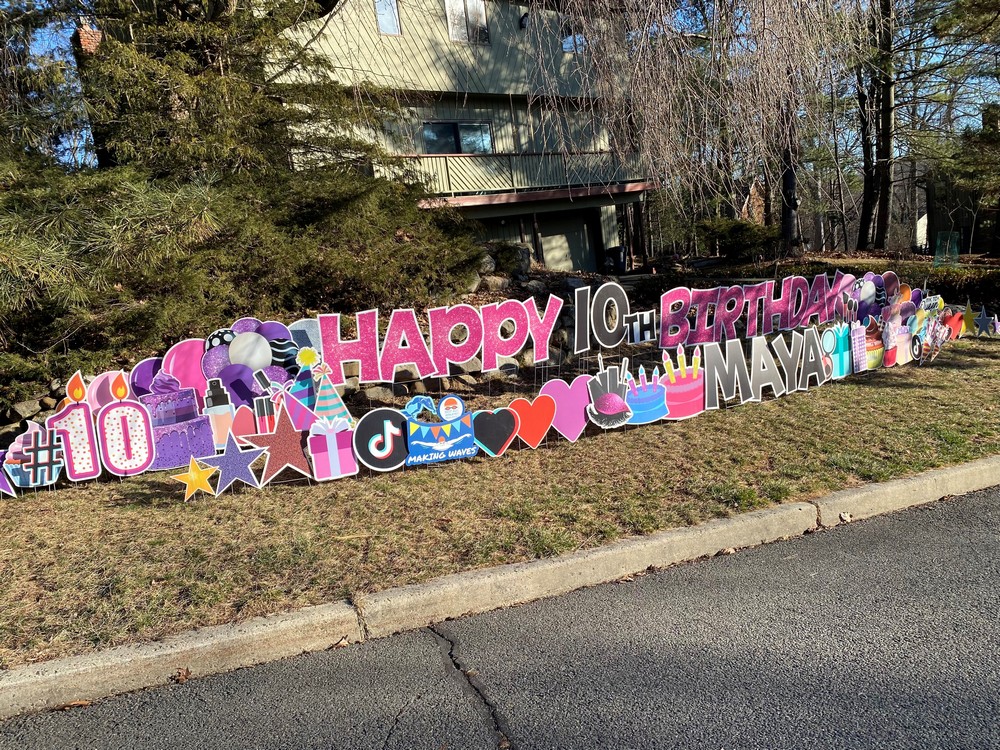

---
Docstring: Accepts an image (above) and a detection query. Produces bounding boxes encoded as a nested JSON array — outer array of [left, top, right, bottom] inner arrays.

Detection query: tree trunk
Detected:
[[781, 144, 799, 253], [856, 69, 877, 250], [873, 0, 895, 251]]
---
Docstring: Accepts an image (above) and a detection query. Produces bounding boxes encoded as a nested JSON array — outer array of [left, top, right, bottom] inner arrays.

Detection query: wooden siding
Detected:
[[300, 0, 590, 97]]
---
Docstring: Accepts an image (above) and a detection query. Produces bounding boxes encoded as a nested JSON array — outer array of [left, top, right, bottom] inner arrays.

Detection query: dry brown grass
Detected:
[[1, 338, 998, 668]]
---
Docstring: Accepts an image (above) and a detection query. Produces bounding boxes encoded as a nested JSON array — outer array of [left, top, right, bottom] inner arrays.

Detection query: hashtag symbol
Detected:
[[21, 430, 65, 486]]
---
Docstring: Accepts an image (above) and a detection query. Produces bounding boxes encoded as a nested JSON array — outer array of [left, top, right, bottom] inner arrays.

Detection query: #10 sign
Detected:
[[1, 269, 972, 499]]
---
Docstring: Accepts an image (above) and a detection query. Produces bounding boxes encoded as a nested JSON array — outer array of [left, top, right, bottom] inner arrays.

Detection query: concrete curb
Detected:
[[0, 602, 362, 721], [812, 454, 1000, 528], [3, 457, 999, 721], [356, 502, 816, 638]]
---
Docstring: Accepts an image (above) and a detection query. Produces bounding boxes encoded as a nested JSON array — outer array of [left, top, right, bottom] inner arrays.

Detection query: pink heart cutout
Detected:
[[539, 375, 592, 443]]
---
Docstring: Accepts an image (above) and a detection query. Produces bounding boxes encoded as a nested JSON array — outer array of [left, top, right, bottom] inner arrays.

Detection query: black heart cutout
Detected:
[[473, 409, 519, 457]]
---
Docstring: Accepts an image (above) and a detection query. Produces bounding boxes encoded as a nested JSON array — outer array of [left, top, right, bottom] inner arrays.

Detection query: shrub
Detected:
[[696, 218, 781, 262]]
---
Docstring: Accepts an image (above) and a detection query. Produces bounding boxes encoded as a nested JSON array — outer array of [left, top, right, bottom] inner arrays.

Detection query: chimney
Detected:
[[73, 21, 103, 55]]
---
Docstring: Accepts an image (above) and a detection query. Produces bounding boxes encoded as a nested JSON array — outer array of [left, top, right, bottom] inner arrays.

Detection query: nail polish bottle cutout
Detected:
[[203, 378, 235, 450]]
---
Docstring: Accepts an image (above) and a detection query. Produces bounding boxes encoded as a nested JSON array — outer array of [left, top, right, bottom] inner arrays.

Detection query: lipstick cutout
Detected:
[[253, 396, 275, 433]]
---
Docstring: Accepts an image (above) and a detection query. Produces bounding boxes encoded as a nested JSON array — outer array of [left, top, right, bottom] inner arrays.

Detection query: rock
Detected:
[[465, 272, 482, 294], [49, 379, 63, 396], [552, 329, 571, 350], [393, 366, 420, 383], [410, 380, 429, 394], [441, 375, 476, 392], [420, 377, 443, 391], [449, 357, 482, 375], [39, 396, 58, 410], [480, 275, 510, 292], [497, 356, 520, 378], [479, 254, 496, 274], [0, 422, 23, 449], [500, 320, 516, 338], [342, 377, 360, 397], [343, 361, 360, 379], [363, 385, 397, 402], [10, 400, 41, 420], [512, 243, 532, 275], [564, 277, 589, 291], [517, 348, 536, 368], [523, 279, 548, 296], [547, 347, 567, 366]]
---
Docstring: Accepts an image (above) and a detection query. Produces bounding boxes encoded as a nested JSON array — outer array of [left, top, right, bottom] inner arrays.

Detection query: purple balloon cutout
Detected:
[[261, 365, 292, 386], [883, 271, 900, 297], [231, 317, 262, 334], [201, 344, 231, 380], [257, 321, 291, 341], [910, 288, 923, 307], [130, 357, 163, 397], [219, 363, 258, 409]]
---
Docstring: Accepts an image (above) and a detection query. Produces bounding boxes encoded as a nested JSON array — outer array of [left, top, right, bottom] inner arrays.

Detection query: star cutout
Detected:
[[963, 299, 975, 337], [199, 433, 264, 493], [243, 404, 312, 485], [0, 452, 17, 498], [171, 457, 217, 501], [974, 306, 993, 337]]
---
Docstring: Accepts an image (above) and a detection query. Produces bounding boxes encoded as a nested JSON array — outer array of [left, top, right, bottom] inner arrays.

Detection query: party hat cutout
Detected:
[[314, 374, 354, 427], [288, 366, 316, 411], [283, 389, 318, 432], [287, 347, 319, 411]]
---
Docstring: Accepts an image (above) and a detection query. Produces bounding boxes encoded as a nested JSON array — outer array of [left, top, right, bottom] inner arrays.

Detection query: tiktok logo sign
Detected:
[[352, 408, 409, 472]]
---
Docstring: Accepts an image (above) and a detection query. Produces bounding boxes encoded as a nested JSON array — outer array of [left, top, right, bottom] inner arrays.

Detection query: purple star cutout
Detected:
[[0, 451, 16, 498], [199, 433, 264, 493]]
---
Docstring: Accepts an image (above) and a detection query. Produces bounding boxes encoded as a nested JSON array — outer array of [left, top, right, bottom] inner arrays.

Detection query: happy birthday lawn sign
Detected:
[[0, 269, 977, 499]]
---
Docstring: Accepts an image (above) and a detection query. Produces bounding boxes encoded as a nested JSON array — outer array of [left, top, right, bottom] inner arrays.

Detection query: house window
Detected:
[[446, 0, 489, 45], [423, 122, 494, 154], [561, 19, 587, 53], [562, 32, 587, 53], [375, 0, 401, 35]]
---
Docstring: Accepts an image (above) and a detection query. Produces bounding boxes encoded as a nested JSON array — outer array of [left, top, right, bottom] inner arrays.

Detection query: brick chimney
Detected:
[[73, 22, 103, 55]]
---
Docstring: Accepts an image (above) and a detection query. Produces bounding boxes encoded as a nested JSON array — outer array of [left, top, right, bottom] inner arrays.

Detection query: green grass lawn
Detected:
[[1, 338, 998, 668]]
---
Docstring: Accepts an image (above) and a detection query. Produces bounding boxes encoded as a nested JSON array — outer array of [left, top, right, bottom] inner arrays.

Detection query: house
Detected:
[[303, 0, 651, 272]]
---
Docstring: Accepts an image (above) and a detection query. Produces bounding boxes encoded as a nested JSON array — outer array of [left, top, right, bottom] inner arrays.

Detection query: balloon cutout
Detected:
[[162, 338, 209, 399]]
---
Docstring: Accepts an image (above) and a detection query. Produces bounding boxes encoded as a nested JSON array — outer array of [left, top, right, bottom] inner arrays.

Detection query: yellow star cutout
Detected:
[[171, 457, 217, 501], [963, 299, 975, 338]]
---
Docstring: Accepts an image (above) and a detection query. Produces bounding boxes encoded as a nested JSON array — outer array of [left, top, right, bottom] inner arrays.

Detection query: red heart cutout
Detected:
[[508, 395, 555, 449], [943, 311, 964, 340]]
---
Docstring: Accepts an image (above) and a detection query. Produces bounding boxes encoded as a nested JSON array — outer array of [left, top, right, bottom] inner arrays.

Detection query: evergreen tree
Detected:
[[0, 0, 481, 407]]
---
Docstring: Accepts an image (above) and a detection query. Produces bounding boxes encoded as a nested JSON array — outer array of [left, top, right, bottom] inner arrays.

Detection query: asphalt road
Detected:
[[3, 487, 999, 750]]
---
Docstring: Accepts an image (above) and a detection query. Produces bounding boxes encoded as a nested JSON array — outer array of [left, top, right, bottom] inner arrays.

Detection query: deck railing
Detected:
[[376, 152, 645, 196]]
